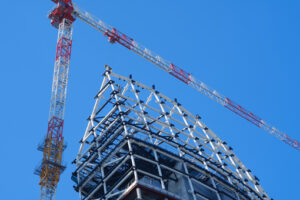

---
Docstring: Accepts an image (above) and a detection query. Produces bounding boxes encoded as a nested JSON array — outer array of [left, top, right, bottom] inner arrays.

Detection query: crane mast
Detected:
[[36, 1, 75, 199], [72, 4, 300, 151]]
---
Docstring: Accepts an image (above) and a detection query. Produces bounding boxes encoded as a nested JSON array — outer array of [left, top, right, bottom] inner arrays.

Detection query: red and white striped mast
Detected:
[[36, 1, 75, 199]]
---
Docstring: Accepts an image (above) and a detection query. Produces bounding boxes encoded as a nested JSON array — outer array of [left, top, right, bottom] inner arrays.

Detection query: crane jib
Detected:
[[104, 28, 133, 49], [72, 4, 300, 152], [169, 63, 191, 84], [283, 134, 300, 150], [68, 1, 300, 154], [224, 98, 263, 127]]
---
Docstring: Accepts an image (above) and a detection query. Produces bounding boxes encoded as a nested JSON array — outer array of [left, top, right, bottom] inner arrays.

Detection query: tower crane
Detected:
[[37, 0, 300, 199]]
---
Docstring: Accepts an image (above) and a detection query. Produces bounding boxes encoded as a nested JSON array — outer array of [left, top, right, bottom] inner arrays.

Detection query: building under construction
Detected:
[[35, 1, 300, 199], [71, 66, 270, 200]]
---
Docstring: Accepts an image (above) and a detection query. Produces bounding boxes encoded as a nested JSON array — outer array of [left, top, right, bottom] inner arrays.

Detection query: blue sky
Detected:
[[0, 0, 299, 199]]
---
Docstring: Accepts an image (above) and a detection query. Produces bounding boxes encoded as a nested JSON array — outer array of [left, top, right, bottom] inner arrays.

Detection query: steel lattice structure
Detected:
[[72, 66, 270, 200], [35, 18, 73, 200]]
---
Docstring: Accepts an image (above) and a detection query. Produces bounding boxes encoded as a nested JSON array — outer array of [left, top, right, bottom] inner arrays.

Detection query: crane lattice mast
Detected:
[[36, 1, 75, 199]]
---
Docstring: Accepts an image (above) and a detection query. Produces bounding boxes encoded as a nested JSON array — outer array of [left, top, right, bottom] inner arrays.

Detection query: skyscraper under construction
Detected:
[[71, 66, 270, 200]]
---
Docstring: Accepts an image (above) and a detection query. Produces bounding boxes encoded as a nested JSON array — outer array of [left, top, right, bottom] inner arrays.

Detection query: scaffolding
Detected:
[[72, 66, 270, 200]]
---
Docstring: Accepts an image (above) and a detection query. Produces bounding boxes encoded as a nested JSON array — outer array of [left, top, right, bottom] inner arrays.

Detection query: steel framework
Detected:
[[72, 66, 270, 200]]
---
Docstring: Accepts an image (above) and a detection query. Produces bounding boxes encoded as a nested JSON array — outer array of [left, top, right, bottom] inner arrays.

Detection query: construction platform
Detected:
[[71, 66, 270, 200]]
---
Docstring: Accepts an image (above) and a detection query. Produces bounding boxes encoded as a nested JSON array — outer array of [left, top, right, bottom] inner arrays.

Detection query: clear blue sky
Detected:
[[0, 0, 299, 199]]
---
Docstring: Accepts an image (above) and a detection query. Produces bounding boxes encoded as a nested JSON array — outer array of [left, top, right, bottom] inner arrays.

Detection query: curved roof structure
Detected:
[[72, 65, 270, 200]]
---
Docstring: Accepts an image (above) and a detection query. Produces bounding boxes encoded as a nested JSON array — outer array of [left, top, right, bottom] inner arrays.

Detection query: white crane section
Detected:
[[72, 4, 299, 151]]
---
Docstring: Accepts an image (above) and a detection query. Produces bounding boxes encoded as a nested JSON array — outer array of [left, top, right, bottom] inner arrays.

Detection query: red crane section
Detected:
[[104, 28, 134, 49], [48, 0, 75, 28], [225, 98, 263, 128]]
